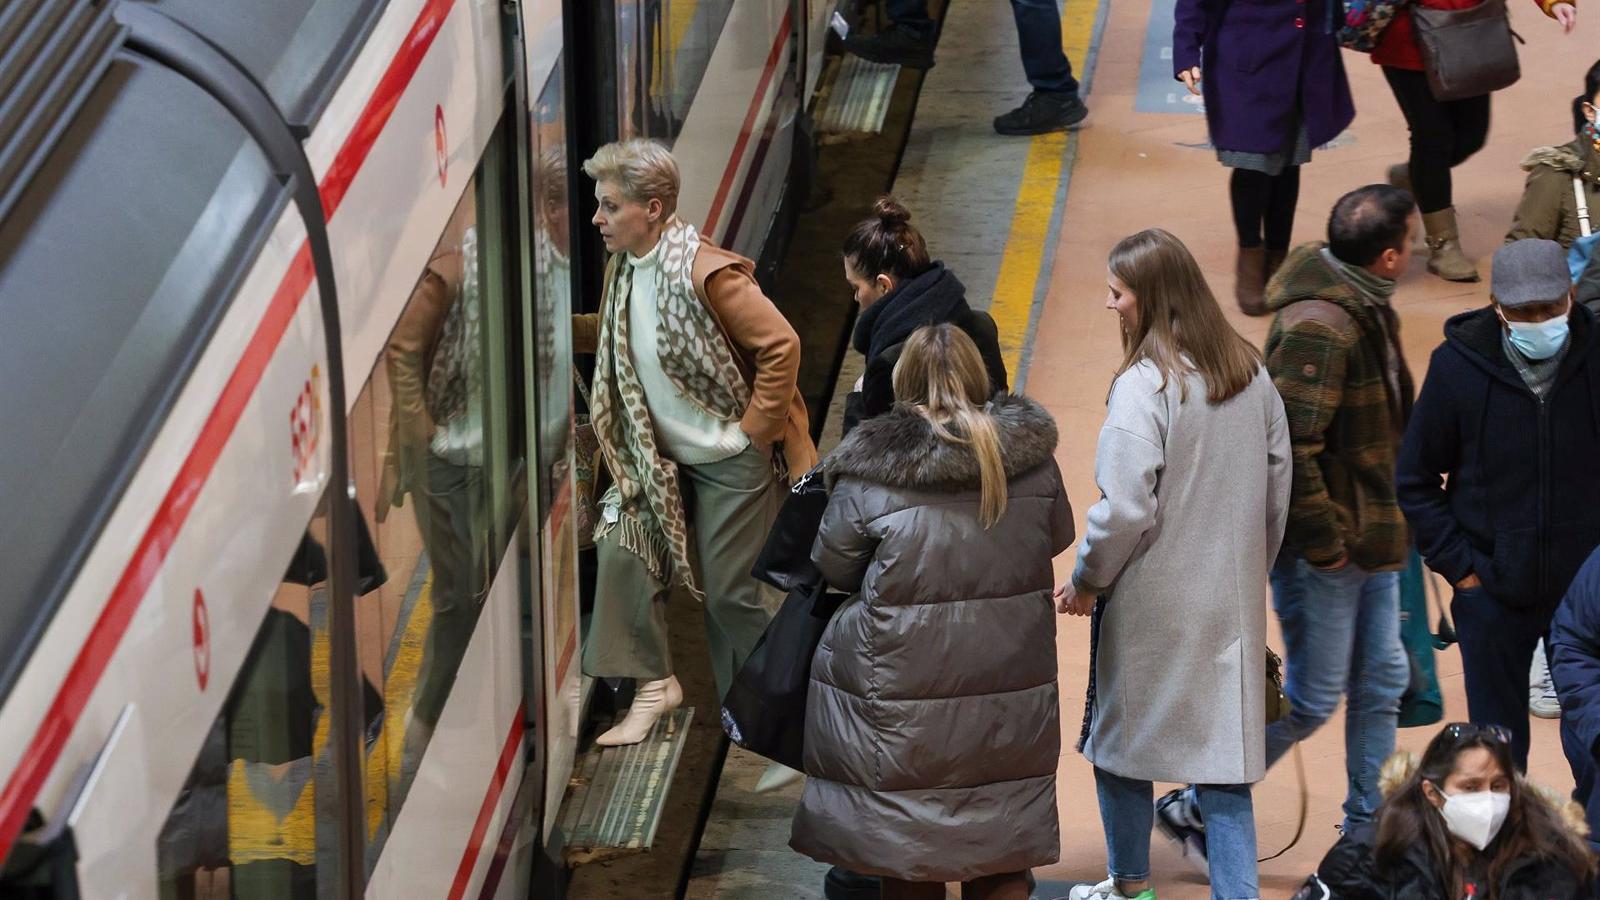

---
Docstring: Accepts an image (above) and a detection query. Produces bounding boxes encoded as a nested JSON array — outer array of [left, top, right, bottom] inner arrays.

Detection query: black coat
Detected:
[[1396, 305, 1600, 611], [841, 263, 1008, 435], [1305, 823, 1589, 900]]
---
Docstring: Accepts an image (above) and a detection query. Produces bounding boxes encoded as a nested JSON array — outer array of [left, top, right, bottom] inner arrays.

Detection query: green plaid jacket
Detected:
[[1263, 243, 1414, 571]]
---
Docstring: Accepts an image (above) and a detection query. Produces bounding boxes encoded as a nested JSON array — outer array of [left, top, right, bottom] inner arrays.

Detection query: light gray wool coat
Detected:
[[1073, 361, 1291, 785], [789, 395, 1074, 883]]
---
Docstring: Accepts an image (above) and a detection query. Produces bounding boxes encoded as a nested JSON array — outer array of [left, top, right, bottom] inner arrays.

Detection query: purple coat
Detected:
[[1173, 0, 1356, 156]]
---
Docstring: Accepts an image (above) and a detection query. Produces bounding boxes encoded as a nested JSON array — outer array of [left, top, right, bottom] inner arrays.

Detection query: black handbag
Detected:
[[720, 580, 845, 770], [1412, 0, 1524, 102], [750, 464, 829, 593]]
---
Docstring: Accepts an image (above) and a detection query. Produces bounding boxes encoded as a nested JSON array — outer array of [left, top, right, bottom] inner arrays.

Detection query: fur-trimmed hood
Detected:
[[1521, 140, 1600, 185], [1379, 750, 1590, 839], [824, 393, 1058, 491]]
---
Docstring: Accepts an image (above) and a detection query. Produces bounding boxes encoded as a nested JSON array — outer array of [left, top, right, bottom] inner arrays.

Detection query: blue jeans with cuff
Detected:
[[1094, 767, 1259, 899]]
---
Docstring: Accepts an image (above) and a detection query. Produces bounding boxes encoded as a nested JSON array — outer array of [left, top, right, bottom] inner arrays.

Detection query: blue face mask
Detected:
[[1501, 306, 1571, 360]]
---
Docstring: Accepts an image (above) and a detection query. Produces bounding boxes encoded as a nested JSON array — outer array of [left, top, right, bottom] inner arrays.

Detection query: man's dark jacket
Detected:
[[1396, 304, 1600, 611], [841, 262, 1008, 435], [1550, 545, 1600, 846]]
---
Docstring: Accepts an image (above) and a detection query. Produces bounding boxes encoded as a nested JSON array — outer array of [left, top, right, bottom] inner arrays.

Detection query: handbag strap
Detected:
[[1576, 176, 1593, 238], [1259, 743, 1309, 863], [572, 368, 593, 408]]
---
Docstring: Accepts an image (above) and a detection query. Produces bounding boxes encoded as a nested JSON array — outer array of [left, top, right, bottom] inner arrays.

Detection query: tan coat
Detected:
[[573, 241, 818, 477]]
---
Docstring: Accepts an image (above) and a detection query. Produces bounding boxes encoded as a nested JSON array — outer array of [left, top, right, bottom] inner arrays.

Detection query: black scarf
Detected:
[[852, 262, 971, 362]]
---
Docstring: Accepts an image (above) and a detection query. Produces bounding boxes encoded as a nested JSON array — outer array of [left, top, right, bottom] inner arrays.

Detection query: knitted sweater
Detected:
[[1264, 243, 1415, 570]]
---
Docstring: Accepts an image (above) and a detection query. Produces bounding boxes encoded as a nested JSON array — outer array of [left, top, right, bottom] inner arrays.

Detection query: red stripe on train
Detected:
[[702, 9, 792, 241], [449, 705, 527, 900], [0, 0, 460, 864]]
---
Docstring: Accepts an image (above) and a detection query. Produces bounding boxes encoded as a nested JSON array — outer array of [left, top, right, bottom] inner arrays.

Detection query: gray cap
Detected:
[[1491, 239, 1571, 308]]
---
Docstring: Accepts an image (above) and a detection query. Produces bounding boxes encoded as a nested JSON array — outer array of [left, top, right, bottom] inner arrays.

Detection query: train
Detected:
[[0, 0, 831, 896]]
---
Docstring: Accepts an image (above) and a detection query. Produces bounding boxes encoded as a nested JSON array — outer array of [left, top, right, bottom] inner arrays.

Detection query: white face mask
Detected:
[[1438, 788, 1511, 851]]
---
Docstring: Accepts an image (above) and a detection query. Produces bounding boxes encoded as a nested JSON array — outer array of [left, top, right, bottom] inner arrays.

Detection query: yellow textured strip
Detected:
[[989, 0, 1096, 378]]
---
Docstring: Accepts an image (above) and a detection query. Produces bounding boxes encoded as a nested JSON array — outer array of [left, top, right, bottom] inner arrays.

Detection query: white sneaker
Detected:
[[754, 762, 804, 793], [1531, 642, 1562, 719], [596, 675, 683, 746], [1068, 878, 1155, 900]]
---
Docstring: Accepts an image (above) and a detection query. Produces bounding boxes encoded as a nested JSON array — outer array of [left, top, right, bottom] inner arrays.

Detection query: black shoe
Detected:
[[993, 91, 1088, 136], [843, 25, 935, 70], [824, 866, 882, 900]]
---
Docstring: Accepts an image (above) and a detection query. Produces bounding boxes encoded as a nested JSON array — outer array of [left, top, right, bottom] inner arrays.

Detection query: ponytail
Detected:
[[892, 324, 1009, 528], [843, 195, 932, 282]]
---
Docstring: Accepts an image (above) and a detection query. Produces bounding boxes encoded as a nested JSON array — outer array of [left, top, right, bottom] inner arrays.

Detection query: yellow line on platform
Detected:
[[990, 0, 1098, 380]]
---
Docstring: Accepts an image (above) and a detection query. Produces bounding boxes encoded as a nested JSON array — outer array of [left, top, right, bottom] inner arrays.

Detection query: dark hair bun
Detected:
[[873, 195, 911, 227]]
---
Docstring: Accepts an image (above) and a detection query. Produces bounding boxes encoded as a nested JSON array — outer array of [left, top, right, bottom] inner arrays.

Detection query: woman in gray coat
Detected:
[[789, 324, 1075, 900], [1056, 230, 1291, 900]]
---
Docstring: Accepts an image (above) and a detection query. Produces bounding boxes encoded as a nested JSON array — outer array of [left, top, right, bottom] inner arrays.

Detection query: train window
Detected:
[[152, 0, 386, 132], [346, 139, 525, 860], [613, 0, 736, 140], [0, 53, 285, 706], [156, 505, 353, 900]]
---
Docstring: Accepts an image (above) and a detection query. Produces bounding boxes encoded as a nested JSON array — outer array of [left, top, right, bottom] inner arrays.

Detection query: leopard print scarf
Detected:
[[591, 218, 751, 599]]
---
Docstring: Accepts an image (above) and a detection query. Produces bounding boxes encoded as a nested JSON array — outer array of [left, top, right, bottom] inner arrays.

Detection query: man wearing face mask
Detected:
[[1398, 238, 1600, 772]]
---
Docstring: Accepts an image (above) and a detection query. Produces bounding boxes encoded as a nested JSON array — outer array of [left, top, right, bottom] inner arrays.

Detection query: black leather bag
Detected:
[[1412, 0, 1524, 102], [720, 581, 845, 769], [750, 464, 829, 593]]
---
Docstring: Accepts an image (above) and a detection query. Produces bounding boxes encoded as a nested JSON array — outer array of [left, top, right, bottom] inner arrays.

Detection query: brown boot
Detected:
[[1235, 246, 1269, 316], [1265, 246, 1288, 285], [1422, 208, 1480, 283]]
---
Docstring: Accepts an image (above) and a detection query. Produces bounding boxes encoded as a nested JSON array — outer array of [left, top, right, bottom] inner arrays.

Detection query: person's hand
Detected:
[[1313, 553, 1350, 573], [1456, 573, 1482, 590], [746, 432, 773, 457], [1054, 583, 1094, 617], [1178, 66, 1202, 96], [1553, 2, 1577, 33]]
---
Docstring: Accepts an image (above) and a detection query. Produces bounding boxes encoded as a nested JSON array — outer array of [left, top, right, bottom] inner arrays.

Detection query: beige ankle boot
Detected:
[[1422, 208, 1480, 283], [596, 675, 683, 746]]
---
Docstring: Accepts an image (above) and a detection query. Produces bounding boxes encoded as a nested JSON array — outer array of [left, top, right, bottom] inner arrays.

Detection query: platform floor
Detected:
[[690, 0, 1597, 895]]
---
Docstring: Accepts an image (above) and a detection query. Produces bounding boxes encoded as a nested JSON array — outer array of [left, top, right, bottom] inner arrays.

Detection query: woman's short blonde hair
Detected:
[[582, 139, 679, 216]]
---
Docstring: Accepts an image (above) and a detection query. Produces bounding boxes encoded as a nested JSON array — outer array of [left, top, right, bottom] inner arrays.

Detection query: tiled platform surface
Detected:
[[692, 0, 1600, 895]]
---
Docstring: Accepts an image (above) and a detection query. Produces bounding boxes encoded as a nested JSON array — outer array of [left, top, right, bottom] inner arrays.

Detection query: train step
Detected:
[[559, 707, 696, 866]]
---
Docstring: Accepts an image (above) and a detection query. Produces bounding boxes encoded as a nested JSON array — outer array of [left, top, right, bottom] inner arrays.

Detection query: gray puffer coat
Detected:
[[789, 395, 1074, 882]]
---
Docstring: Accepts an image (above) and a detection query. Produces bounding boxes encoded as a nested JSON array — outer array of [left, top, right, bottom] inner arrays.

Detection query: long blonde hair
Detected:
[[1108, 229, 1262, 403], [892, 324, 1008, 527]]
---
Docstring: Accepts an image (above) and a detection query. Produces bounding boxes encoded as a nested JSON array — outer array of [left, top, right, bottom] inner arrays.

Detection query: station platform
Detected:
[[689, 0, 1595, 896]]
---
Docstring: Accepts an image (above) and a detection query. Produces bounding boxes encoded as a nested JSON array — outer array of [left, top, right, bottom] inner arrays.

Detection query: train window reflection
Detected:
[[347, 179, 497, 862], [155, 507, 367, 900], [614, 0, 736, 140]]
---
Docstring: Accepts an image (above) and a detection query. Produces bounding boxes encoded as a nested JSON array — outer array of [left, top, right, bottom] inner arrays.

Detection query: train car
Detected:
[[0, 0, 829, 896]]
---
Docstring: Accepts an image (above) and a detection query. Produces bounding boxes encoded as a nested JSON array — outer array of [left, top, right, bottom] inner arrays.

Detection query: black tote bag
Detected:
[[720, 581, 844, 770]]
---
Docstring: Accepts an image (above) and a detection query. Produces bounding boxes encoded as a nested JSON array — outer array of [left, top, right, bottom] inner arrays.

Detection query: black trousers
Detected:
[[1452, 585, 1551, 772], [1382, 66, 1492, 214]]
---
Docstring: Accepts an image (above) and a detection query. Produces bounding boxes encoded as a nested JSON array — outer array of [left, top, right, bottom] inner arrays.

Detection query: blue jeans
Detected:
[[882, 0, 1079, 94], [1094, 768, 1259, 899], [1265, 552, 1409, 830]]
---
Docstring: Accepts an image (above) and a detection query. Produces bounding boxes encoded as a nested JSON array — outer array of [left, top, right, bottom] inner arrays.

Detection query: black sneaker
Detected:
[[1154, 788, 1210, 879], [823, 867, 881, 900], [993, 91, 1088, 136], [842, 25, 935, 70]]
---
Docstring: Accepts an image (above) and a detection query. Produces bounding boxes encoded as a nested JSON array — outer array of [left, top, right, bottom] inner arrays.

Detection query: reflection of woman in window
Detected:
[[573, 140, 818, 746], [379, 196, 485, 753]]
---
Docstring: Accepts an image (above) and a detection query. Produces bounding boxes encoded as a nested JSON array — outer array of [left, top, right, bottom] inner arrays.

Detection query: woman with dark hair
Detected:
[[1297, 723, 1594, 900], [1507, 59, 1600, 250], [841, 197, 1008, 434], [1371, 0, 1577, 282], [1058, 229, 1291, 900]]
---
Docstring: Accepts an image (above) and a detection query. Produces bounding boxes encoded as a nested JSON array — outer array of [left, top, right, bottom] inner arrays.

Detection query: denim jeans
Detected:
[[1094, 768, 1259, 900], [882, 0, 1079, 94], [1452, 585, 1550, 772], [1264, 552, 1409, 830]]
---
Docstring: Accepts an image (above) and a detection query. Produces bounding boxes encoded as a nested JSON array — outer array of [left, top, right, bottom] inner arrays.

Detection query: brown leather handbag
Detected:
[[1411, 0, 1525, 102]]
